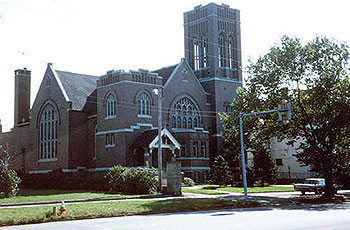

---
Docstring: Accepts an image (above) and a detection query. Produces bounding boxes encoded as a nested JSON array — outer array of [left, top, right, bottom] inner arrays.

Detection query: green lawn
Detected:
[[199, 185, 294, 193], [182, 188, 228, 195], [0, 198, 260, 226], [0, 186, 293, 205], [0, 189, 155, 205]]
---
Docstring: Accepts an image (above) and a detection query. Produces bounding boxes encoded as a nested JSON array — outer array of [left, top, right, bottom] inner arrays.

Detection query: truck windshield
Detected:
[[304, 180, 319, 184]]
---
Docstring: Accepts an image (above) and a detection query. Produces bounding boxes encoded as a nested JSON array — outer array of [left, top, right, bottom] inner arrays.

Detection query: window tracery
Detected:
[[106, 93, 117, 118], [39, 103, 58, 161], [171, 97, 200, 129], [139, 92, 151, 115]]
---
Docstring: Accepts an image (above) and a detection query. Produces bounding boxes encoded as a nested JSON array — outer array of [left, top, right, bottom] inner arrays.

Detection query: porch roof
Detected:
[[130, 128, 180, 150]]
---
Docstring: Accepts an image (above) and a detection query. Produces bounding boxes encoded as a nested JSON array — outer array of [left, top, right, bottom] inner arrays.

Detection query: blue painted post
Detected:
[[153, 88, 163, 192], [157, 89, 163, 192], [239, 112, 248, 202], [237, 103, 291, 201]]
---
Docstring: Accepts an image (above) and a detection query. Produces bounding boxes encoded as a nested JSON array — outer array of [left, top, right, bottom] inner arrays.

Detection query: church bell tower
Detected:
[[184, 3, 243, 157]]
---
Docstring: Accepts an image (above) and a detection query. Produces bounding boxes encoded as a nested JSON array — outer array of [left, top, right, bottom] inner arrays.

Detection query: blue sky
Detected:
[[0, 0, 349, 131]]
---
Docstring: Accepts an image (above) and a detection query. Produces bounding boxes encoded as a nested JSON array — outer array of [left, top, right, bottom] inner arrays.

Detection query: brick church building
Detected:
[[0, 3, 242, 183]]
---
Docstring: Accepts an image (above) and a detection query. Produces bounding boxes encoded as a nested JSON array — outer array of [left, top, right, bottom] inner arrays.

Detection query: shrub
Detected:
[[105, 165, 127, 193], [0, 168, 21, 198], [105, 166, 157, 195], [183, 177, 195, 187]]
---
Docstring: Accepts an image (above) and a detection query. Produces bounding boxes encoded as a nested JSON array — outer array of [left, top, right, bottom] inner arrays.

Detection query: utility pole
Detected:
[[239, 103, 291, 202], [239, 112, 248, 201], [154, 88, 163, 192]]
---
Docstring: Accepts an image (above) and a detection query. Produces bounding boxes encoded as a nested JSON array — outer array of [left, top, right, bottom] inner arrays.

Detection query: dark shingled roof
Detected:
[[55, 70, 99, 111], [130, 129, 158, 148], [152, 64, 178, 85]]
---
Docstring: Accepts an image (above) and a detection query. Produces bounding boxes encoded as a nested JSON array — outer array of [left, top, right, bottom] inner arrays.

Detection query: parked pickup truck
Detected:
[[294, 178, 340, 195]]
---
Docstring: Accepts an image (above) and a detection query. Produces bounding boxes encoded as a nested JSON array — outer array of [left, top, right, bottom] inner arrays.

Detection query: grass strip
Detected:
[[0, 198, 260, 226], [0, 189, 156, 205], [182, 188, 228, 195], [199, 185, 295, 193]]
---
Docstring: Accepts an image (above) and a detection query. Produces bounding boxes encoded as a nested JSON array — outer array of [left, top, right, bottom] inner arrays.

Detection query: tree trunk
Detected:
[[323, 176, 335, 197]]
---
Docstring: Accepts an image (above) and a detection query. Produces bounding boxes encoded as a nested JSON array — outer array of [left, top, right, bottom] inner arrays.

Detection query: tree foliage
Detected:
[[0, 145, 21, 198], [0, 168, 21, 198], [252, 142, 276, 186], [222, 35, 350, 196], [208, 155, 231, 186], [220, 85, 277, 185]]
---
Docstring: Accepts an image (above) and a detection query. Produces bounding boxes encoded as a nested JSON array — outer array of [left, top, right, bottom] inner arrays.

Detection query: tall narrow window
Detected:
[[224, 103, 233, 114], [171, 97, 200, 129], [218, 34, 226, 67], [180, 145, 186, 157], [200, 141, 207, 158], [193, 141, 198, 157], [201, 36, 209, 68], [105, 133, 115, 147], [139, 92, 151, 115], [228, 36, 234, 69], [39, 103, 58, 161], [105, 93, 117, 118], [93, 125, 97, 160], [193, 40, 200, 71]]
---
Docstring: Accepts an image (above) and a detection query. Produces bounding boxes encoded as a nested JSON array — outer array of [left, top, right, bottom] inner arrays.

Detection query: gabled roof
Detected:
[[152, 64, 178, 85], [158, 59, 209, 95], [149, 128, 180, 150], [130, 128, 180, 150], [55, 70, 99, 111]]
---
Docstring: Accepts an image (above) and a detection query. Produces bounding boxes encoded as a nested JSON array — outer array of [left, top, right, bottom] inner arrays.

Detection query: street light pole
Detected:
[[239, 103, 291, 202], [239, 112, 248, 202], [154, 88, 163, 192]]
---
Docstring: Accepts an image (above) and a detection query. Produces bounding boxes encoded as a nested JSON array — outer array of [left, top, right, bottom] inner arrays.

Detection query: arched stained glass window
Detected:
[[171, 97, 200, 129], [139, 92, 151, 115], [39, 103, 58, 161], [106, 93, 117, 118]]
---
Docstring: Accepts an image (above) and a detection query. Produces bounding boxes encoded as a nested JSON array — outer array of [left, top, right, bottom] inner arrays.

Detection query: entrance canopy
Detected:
[[149, 128, 180, 151]]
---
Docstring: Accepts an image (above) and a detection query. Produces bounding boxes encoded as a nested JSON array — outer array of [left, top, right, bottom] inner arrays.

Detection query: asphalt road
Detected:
[[3, 203, 350, 230]]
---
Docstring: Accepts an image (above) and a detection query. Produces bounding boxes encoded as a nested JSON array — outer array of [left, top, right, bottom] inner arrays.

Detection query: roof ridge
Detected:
[[152, 63, 178, 72], [55, 70, 98, 78]]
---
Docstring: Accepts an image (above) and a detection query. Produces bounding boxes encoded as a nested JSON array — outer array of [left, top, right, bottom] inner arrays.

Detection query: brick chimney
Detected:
[[14, 68, 31, 126]]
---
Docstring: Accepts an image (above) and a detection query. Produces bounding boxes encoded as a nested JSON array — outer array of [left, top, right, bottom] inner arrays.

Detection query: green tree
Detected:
[[0, 145, 21, 198], [221, 86, 277, 186], [222, 35, 350, 197], [208, 155, 231, 186], [251, 141, 276, 186]]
